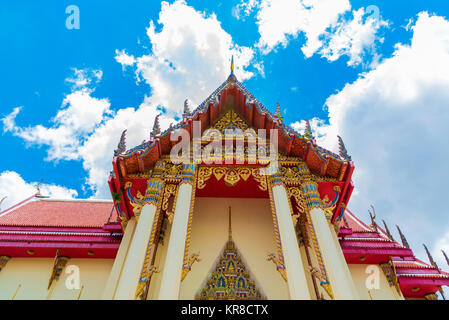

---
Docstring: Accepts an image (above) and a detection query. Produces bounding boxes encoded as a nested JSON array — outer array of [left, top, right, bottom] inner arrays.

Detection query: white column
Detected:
[[114, 204, 158, 300], [158, 164, 196, 300], [309, 207, 359, 300], [102, 218, 137, 299], [272, 184, 312, 300]]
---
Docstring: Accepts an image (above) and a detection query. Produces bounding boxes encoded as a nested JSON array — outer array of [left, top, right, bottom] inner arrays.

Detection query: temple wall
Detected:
[[349, 264, 402, 300], [0, 258, 113, 300], [177, 197, 290, 300]]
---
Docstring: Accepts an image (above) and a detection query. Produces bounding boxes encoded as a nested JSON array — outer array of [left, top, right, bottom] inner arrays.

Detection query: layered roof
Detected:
[[339, 208, 449, 299], [112, 73, 352, 180], [0, 196, 116, 228], [0, 195, 122, 258]]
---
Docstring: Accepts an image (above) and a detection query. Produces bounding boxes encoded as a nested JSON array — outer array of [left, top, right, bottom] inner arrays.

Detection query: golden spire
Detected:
[[228, 206, 232, 241], [230, 55, 234, 75]]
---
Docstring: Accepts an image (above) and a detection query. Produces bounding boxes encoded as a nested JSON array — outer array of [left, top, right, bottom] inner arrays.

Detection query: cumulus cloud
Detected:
[[2, 75, 112, 161], [306, 12, 449, 259], [115, 0, 255, 115], [2, 0, 255, 198], [240, 0, 387, 67], [0, 171, 77, 211]]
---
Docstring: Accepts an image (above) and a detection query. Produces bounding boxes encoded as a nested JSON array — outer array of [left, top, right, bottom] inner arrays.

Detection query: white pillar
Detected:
[[114, 204, 158, 299], [158, 164, 196, 300], [102, 218, 137, 299], [271, 183, 312, 300], [309, 207, 359, 300]]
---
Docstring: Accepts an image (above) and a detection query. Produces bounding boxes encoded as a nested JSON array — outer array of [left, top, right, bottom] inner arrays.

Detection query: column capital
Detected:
[[180, 163, 197, 186], [300, 179, 322, 210]]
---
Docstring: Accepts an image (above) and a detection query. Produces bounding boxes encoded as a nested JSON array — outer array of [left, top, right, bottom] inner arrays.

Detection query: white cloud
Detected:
[[115, 49, 136, 68], [313, 12, 449, 257], [320, 7, 389, 67], [247, 0, 387, 67], [2, 0, 255, 199], [0, 171, 77, 211], [3, 85, 112, 161], [116, 0, 255, 115]]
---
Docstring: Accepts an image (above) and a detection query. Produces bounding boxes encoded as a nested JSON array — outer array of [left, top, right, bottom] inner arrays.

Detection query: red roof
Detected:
[[0, 197, 115, 228]]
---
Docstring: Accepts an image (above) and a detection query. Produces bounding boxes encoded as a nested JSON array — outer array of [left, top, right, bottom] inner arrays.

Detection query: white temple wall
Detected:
[[349, 264, 402, 300], [0, 258, 113, 300]]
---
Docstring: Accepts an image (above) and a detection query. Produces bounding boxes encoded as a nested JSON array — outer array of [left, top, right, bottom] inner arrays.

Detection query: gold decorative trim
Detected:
[[0, 255, 11, 272], [197, 166, 267, 190], [48, 249, 70, 290], [266, 177, 285, 270], [182, 165, 198, 277]]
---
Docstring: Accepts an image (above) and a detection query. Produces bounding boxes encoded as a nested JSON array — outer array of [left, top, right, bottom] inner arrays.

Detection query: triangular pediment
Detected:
[[196, 210, 265, 300]]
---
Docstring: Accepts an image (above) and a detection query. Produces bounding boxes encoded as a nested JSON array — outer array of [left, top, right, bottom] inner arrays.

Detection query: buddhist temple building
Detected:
[[0, 63, 448, 300]]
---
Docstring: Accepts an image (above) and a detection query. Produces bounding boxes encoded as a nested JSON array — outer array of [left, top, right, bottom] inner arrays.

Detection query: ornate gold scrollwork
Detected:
[[181, 252, 201, 282], [197, 166, 267, 190], [267, 253, 287, 282], [135, 265, 160, 300], [197, 167, 213, 189]]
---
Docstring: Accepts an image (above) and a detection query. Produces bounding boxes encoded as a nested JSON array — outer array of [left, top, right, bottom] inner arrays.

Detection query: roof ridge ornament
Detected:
[[442, 249, 449, 267], [303, 120, 313, 139], [396, 225, 410, 249], [337, 135, 352, 161], [114, 129, 127, 156], [183, 99, 191, 119], [423, 244, 439, 269], [274, 102, 283, 122], [382, 219, 394, 241], [0, 196, 6, 212], [151, 114, 161, 138], [228, 55, 237, 82], [368, 205, 378, 232]]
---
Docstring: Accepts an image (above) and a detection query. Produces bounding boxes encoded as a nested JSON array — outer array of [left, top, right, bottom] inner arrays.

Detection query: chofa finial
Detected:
[[368, 205, 378, 232], [36, 179, 43, 196], [114, 129, 127, 156]]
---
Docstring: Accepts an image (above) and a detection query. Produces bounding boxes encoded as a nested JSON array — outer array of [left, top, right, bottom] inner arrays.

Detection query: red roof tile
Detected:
[[0, 198, 115, 228]]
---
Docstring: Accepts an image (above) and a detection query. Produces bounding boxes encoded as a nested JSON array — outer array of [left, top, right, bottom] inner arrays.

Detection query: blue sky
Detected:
[[2, 0, 449, 285]]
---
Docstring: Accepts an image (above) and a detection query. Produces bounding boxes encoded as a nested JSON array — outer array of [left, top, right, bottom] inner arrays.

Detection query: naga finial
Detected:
[[337, 135, 352, 161], [442, 250, 449, 268], [151, 114, 161, 138], [382, 219, 394, 241], [304, 120, 313, 139], [114, 129, 127, 156], [396, 225, 410, 249], [423, 244, 439, 269]]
